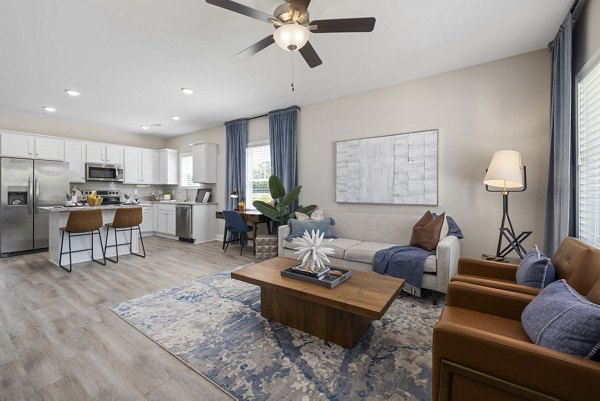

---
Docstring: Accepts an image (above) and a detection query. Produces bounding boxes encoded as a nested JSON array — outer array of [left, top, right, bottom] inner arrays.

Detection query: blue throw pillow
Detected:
[[516, 245, 555, 288], [285, 218, 336, 241], [522, 280, 600, 360]]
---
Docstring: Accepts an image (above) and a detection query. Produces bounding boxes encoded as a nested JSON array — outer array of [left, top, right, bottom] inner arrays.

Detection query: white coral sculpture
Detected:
[[293, 229, 335, 270]]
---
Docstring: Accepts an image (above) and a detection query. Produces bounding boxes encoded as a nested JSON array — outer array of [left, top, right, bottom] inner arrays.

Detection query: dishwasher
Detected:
[[176, 204, 193, 242]]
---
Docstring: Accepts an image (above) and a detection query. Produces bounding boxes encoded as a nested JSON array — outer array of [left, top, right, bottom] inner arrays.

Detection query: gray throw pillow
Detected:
[[285, 218, 336, 241], [522, 279, 600, 360], [516, 245, 555, 288]]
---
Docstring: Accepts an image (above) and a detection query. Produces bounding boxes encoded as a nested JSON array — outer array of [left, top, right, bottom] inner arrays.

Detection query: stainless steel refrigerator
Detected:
[[0, 158, 69, 255]]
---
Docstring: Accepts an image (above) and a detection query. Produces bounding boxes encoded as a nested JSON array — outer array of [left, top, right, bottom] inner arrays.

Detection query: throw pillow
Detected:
[[409, 211, 445, 251], [310, 208, 325, 220], [285, 218, 336, 241], [521, 279, 600, 360], [295, 211, 310, 221], [516, 245, 555, 289]]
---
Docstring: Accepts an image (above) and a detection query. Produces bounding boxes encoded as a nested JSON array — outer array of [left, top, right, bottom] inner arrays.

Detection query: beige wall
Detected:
[[167, 49, 551, 258], [0, 107, 165, 148]]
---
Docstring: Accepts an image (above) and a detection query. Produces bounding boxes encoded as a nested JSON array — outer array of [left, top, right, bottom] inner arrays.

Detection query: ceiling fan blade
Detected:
[[311, 17, 376, 33], [289, 0, 311, 14], [299, 41, 322, 68], [205, 0, 273, 24], [237, 35, 275, 57]]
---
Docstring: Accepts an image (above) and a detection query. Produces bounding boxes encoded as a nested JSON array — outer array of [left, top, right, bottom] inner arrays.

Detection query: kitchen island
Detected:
[[40, 204, 150, 266]]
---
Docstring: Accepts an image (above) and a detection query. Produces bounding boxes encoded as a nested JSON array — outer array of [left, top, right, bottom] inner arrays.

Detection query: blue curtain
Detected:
[[269, 106, 299, 209], [225, 119, 247, 211], [544, 12, 573, 255]]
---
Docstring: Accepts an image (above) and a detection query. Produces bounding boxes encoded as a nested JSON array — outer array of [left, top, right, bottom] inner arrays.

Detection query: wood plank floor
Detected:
[[0, 237, 255, 401]]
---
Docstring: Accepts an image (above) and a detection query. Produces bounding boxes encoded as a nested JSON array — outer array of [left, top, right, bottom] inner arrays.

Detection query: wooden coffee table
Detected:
[[231, 257, 405, 348]]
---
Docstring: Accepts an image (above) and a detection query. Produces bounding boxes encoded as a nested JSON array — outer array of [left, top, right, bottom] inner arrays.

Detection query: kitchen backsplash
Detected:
[[72, 182, 178, 201]]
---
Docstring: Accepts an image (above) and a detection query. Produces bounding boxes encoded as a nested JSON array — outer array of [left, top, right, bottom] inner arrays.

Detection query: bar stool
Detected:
[[59, 209, 106, 273], [104, 207, 146, 263]]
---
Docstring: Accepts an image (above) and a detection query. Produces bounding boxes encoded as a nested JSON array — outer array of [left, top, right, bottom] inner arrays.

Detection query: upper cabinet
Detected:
[[34, 137, 64, 161], [0, 132, 35, 158], [124, 147, 159, 184], [159, 149, 179, 185], [86, 143, 124, 164], [64, 141, 86, 183], [192, 142, 217, 184]]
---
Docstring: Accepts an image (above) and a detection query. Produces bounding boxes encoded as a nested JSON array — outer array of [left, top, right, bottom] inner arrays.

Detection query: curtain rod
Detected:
[[225, 106, 301, 125]]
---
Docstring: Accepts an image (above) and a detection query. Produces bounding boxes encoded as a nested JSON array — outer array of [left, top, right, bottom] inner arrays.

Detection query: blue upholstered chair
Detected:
[[223, 210, 253, 255]]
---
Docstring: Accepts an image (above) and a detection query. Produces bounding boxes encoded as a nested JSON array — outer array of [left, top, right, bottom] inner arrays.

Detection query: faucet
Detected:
[[183, 187, 190, 202]]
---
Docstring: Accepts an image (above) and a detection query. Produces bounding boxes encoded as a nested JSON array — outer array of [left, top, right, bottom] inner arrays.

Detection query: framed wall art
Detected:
[[335, 129, 438, 205]]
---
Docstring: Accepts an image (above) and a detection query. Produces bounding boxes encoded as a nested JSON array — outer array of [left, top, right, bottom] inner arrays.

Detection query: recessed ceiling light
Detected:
[[65, 89, 80, 97], [180, 88, 194, 95], [171, 116, 180, 120], [140, 126, 149, 130], [43, 106, 56, 112]]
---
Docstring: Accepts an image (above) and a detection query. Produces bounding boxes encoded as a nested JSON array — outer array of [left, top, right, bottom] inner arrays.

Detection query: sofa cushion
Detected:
[[521, 279, 600, 360], [286, 217, 336, 240], [516, 245, 555, 289], [345, 241, 398, 264], [327, 238, 362, 259], [410, 211, 445, 251]]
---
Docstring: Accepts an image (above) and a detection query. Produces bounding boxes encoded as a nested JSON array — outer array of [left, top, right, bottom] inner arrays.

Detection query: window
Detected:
[[577, 58, 600, 247], [180, 153, 198, 187], [246, 144, 271, 209]]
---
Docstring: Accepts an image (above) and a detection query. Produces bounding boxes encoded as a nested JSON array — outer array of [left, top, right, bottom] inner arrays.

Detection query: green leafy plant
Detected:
[[253, 175, 317, 227]]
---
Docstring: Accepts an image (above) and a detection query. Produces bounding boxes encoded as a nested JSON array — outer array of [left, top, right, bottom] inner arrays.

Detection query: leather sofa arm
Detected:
[[433, 321, 600, 401], [452, 274, 541, 296], [447, 281, 534, 320], [457, 257, 519, 281], [278, 224, 290, 257]]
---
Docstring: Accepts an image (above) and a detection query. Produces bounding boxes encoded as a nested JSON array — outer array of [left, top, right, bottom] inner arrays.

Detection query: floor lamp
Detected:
[[484, 150, 532, 260]]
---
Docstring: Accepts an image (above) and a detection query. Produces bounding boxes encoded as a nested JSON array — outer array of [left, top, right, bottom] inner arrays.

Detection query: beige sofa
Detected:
[[278, 211, 461, 303]]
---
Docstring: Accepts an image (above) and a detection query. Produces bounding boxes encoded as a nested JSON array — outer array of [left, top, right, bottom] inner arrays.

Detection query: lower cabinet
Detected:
[[140, 207, 155, 235], [156, 204, 176, 236]]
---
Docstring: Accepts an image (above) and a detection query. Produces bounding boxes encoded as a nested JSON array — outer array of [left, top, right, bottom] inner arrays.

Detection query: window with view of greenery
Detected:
[[246, 144, 272, 208]]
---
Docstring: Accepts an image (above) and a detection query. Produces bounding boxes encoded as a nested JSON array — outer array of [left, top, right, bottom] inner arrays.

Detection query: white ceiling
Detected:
[[0, 0, 571, 137]]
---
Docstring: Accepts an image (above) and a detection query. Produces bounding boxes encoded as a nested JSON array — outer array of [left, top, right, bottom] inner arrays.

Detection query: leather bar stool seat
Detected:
[[104, 207, 146, 263], [59, 209, 106, 272]]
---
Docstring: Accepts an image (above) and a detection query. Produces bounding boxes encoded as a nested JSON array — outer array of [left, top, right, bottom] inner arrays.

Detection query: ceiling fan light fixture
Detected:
[[273, 23, 310, 51]]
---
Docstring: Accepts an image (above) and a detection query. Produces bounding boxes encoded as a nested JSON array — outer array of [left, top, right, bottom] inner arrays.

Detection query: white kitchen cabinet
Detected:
[[156, 204, 176, 236], [34, 137, 64, 161], [86, 143, 124, 164], [191, 203, 218, 243], [141, 149, 158, 184], [192, 142, 217, 184], [0, 132, 34, 158], [123, 147, 141, 184], [140, 206, 155, 235], [64, 141, 86, 183], [159, 149, 179, 185]]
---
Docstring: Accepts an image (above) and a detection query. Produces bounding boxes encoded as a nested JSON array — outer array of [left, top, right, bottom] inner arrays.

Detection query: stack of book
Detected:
[[289, 264, 330, 280]]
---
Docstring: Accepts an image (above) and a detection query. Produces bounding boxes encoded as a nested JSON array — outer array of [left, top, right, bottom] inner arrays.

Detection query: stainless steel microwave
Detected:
[[85, 163, 124, 182]]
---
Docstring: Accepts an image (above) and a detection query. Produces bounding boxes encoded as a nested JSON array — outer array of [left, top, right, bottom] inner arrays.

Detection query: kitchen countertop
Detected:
[[148, 201, 219, 205], [39, 204, 152, 212]]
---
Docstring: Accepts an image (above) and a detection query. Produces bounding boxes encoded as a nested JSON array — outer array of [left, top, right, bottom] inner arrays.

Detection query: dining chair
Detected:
[[223, 210, 253, 255]]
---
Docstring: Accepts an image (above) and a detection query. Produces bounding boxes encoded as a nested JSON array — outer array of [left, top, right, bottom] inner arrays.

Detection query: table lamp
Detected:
[[484, 150, 532, 259]]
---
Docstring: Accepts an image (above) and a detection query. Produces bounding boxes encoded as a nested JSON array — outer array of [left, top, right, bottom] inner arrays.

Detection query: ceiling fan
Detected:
[[205, 0, 376, 68]]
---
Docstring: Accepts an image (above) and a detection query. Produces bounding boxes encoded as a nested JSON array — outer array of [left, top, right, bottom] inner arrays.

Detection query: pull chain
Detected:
[[291, 51, 295, 92]]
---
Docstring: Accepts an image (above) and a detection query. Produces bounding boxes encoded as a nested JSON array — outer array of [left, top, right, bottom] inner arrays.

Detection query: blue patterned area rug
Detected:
[[110, 271, 443, 401]]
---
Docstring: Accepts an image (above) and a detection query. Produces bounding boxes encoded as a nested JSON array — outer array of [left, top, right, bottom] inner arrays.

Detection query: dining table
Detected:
[[215, 210, 272, 254]]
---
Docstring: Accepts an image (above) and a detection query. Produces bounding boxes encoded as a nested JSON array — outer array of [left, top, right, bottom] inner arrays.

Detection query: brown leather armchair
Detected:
[[433, 281, 600, 401], [451, 237, 600, 302]]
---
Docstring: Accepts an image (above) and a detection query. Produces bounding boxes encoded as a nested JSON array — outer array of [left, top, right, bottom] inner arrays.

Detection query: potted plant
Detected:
[[252, 175, 317, 228]]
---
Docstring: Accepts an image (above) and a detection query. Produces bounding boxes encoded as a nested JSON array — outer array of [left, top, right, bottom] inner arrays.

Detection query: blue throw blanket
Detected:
[[373, 246, 434, 289]]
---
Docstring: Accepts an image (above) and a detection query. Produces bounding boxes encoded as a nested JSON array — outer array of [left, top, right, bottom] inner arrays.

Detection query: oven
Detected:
[[86, 163, 124, 182]]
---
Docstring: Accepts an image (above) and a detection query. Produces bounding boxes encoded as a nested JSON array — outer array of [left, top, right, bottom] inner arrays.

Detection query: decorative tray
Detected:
[[281, 266, 352, 289]]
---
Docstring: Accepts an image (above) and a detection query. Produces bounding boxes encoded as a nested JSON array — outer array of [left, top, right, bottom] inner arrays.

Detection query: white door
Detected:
[[123, 148, 141, 184], [34, 137, 64, 161], [64, 141, 86, 183], [86, 143, 105, 163], [105, 145, 124, 164], [1, 132, 34, 158]]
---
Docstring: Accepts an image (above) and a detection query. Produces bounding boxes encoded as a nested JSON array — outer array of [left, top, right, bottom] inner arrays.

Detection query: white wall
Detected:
[[167, 49, 551, 257], [0, 107, 165, 149]]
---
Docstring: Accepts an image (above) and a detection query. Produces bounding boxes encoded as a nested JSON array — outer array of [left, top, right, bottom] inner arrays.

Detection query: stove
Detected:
[[83, 190, 121, 205]]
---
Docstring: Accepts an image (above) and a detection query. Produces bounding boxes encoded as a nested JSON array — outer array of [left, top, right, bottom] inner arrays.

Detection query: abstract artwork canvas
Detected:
[[336, 130, 438, 205]]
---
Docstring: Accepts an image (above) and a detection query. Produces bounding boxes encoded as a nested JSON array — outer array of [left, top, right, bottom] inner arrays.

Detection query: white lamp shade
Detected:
[[483, 150, 524, 189], [273, 24, 310, 51]]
